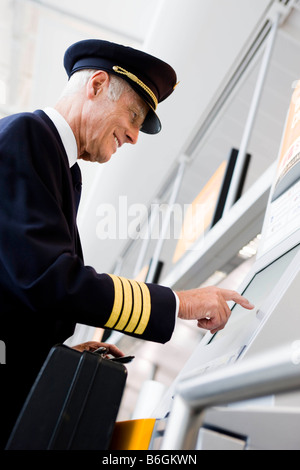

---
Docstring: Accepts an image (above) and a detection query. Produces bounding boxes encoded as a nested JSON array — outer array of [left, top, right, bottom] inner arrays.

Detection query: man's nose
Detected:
[[126, 127, 139, 145]]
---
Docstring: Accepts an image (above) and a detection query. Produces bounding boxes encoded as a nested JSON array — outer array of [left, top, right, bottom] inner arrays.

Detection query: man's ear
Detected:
[[87, 70, 109, 98]]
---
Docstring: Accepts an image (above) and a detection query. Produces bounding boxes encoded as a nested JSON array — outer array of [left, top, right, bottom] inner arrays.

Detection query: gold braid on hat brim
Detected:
[[113, 65, 158, 111]]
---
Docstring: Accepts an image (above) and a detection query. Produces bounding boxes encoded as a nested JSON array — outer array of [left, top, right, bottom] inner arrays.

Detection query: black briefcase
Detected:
[[6, 344, 127, 450]]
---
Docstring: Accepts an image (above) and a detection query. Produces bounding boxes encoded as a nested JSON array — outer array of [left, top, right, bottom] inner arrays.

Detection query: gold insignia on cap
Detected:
[[113, 65, 158, 110]]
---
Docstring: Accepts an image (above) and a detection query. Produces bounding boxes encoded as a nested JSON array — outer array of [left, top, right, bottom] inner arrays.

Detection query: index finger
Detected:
[[219, 289, 254, 309]]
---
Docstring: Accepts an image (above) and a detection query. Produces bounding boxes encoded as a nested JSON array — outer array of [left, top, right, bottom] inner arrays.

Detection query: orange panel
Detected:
[[109, 419, 156, 450]]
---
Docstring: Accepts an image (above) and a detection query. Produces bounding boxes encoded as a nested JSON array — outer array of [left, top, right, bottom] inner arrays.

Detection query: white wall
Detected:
[[78, 0, 272, 274]]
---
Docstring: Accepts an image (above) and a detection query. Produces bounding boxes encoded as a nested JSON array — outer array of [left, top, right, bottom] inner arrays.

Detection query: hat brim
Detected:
[[141, 107, 161, 135]]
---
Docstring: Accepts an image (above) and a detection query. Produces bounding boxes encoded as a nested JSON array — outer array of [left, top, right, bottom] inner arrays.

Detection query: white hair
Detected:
[[59, 69, 132, 101]]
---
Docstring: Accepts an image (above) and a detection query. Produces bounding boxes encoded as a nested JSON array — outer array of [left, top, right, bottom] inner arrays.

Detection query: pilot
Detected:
[[0, 39, 253, 447]]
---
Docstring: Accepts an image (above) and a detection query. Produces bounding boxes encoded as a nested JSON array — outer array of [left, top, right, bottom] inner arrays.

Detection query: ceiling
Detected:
[[0, 0, 161, 118]]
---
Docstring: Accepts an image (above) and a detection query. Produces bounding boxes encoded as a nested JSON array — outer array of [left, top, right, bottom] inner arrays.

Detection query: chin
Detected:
[[79, 149, 113, 163], [100, 153, 113, 163]]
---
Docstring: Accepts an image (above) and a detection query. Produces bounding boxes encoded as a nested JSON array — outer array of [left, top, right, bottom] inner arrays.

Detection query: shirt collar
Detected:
[[43, 107, 78, 168]]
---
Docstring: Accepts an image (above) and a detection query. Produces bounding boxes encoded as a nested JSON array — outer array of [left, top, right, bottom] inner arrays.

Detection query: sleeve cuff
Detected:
[[173, 290, 180, 319]]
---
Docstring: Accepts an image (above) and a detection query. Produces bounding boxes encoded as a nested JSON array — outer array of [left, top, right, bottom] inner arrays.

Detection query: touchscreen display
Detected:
[[210, 244, 300, 343]]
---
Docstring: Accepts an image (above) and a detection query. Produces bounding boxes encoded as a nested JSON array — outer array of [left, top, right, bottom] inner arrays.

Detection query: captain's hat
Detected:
[[64, 39, 178, 134]]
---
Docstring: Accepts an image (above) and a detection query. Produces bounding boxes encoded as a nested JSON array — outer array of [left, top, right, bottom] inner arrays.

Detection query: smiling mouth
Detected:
[[114, 134, 120, 149]]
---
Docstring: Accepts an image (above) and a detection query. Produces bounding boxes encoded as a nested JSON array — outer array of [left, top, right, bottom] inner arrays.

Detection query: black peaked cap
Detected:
[[64, 39, 178, 134]]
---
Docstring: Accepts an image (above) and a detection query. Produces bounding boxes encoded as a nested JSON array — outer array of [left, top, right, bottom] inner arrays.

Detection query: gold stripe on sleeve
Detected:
[[105, 275, 152, 336], [124, 280, 142, 333], [134, 282, 151, 335], [114, 277, 133, 331], [104, 274, 124, 328]]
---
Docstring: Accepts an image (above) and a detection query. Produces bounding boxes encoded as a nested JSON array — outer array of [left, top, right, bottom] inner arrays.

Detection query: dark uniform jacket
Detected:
[[0, 110, 176, 446]]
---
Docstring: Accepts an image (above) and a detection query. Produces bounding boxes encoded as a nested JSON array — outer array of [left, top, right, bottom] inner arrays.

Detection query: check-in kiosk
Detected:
[[151, 81, 300, 450]]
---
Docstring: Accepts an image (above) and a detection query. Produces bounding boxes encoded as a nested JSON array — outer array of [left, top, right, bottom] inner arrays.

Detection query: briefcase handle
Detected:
[[92, 346, 135, 364]]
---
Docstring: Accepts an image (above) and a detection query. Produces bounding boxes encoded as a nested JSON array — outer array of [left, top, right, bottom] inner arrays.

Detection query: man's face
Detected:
[[79, 82, 149, 164]]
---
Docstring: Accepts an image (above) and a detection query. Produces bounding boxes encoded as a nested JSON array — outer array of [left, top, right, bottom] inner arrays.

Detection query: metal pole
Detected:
[[224, 12, 281, 213], [146, 158, 187, 283], [160, 395, 204, 450]]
